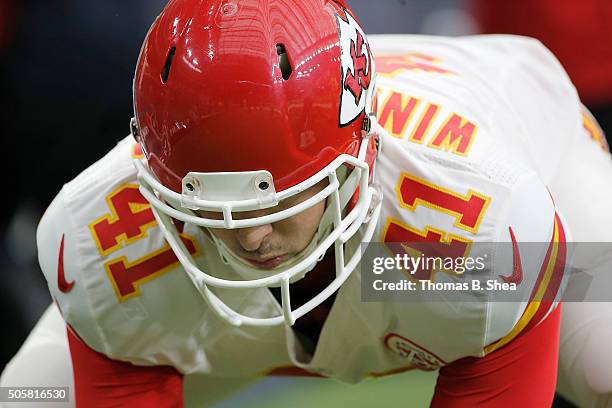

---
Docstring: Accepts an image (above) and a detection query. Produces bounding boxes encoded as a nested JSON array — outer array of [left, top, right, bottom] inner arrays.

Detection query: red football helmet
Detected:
[[132, 0, 382, 326]]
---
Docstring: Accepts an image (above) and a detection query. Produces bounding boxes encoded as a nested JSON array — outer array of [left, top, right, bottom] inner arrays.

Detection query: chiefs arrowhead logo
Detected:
[[337, 10, 374, 127], [344, 31, 372, 105]]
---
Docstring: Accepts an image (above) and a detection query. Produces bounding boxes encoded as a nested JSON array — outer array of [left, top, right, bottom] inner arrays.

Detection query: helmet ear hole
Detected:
[[161, 46, 177, 84], [276, 44, 292, 80]]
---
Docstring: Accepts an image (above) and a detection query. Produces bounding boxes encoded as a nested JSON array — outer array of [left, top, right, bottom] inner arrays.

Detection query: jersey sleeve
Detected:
[[432, 170, 568, 405], [39, 190, 187, 408], [37, 188, 107, 354], [484, 170, 568, 354]]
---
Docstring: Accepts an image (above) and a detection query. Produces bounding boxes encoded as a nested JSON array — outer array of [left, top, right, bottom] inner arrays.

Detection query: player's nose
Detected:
[[236, 224, 273, 252]]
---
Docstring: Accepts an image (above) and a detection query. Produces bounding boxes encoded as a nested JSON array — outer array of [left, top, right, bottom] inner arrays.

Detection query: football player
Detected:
[[3, 0, 606, 406]]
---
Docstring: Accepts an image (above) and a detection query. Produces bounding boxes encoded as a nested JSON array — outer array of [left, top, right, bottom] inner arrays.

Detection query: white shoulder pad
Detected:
[[473, 35, 583, 183], [369, 34, 583, 183], [37, 188, 106, 354]]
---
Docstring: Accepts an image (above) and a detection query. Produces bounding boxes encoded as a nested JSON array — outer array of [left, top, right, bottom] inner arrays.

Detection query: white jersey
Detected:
[[37, 35, 579, 384]]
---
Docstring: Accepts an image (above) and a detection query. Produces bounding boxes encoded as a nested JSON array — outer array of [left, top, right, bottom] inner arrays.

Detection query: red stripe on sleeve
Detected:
[[523, 213, 567, 333]]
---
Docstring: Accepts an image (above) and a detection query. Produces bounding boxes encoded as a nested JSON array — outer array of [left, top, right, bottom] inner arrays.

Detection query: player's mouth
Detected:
[[246, 255, 288, 269]]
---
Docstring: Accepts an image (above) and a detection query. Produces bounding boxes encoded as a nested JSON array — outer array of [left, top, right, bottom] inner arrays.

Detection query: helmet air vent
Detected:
[[276, 44, 292, 80], [161, 46, 177, 84]]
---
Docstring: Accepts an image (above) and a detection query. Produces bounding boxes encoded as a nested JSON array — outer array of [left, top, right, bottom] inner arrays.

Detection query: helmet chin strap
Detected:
[[208, 165, 359, 285]]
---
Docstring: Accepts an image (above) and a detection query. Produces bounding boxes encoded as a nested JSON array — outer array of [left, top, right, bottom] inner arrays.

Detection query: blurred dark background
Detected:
[[2, 1, 610, 407]]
